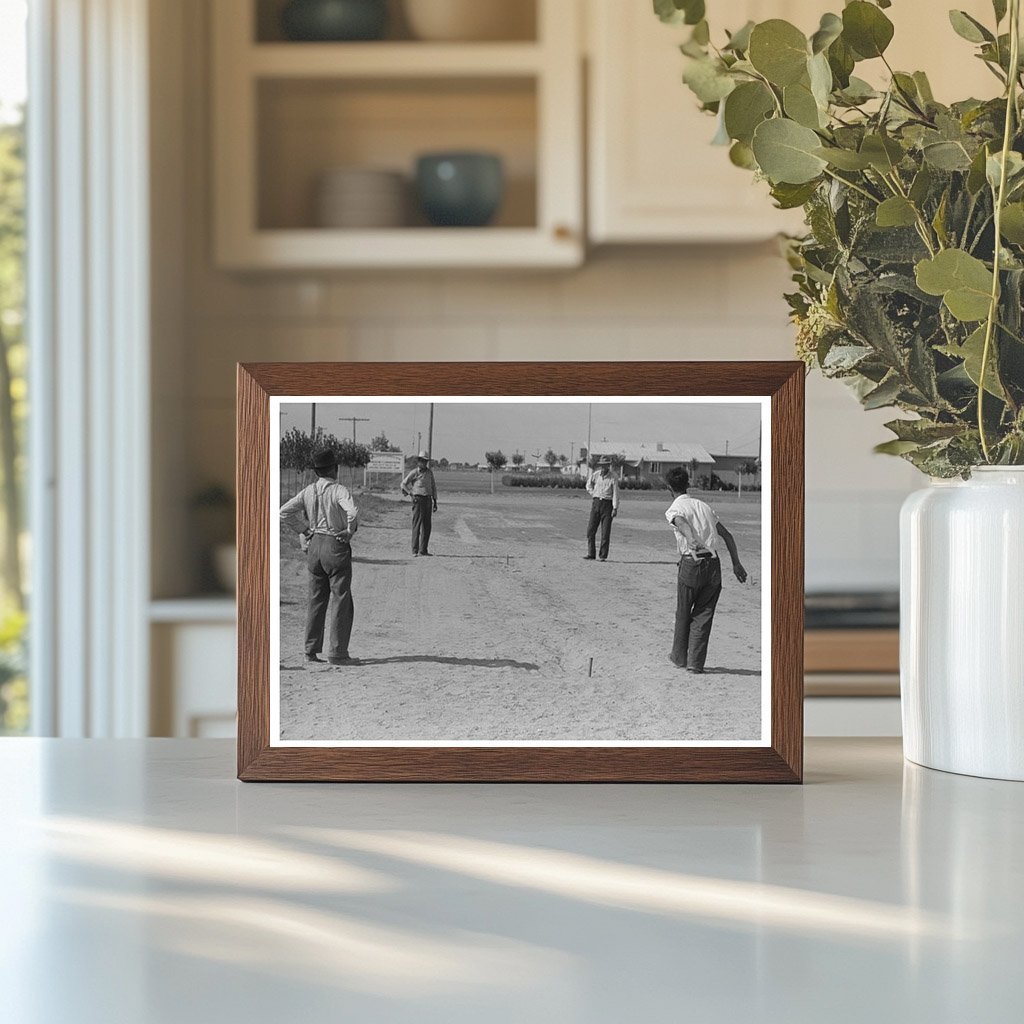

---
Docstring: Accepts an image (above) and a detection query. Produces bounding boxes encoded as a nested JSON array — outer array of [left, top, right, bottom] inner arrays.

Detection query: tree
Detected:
[[485, 450, 507, 494], [370, 432, 400, 453], [0, 114, 25, 610], [543, 448, 559, 469], [557, 453, 568, 467], [738, 458, 760, 496], [437, 457, 449, 468], [511, 452, 525, 467]]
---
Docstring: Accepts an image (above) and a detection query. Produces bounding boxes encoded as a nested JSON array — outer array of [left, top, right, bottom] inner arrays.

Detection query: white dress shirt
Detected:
[[280, 478, 358, 539], [586, 470, 619, 511], [665, 494, 720, 557]]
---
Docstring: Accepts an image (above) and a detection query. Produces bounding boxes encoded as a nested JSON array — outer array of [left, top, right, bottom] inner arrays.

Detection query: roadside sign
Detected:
[[368, 451, 405, 473]]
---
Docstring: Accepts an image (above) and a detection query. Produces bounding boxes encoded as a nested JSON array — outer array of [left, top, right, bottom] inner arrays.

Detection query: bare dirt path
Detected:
[[278, 489, 763, 742]]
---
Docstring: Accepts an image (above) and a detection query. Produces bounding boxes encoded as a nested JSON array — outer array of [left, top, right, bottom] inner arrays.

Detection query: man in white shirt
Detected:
[[401, 451, 438, 557], [664, 466, 747, 673], [279, 448, 360, 666], [584, 456, 620, 561]]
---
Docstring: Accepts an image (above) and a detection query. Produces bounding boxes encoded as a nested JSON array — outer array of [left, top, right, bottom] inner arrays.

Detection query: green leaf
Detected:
[[653, 0, 705, 26], [691, 19, 710, 45], [1000, 203, 1024, 245], [913, 71, 935, 104], [842, 1, 895, 59], [771, 180, 820, 209], [938, 325, 1006, 398], [874, 439, 922, 455], [729, 140, 757, 169], [807, 51, 833, 109], [810, 12, 843, 54], [915, 249, 994, 322], [723, 81, 775, 144], [967, 144, 991, 194], [682, 57, 736, 104], [909, 164, 933, 205], [751, 118, 828, 184], [814, 146, 872, 170], [922, 140, 973, 171], [724, 20, 755, 53], [986, 150, 1024, 191], [948, 10, 994, 44], [884, 418, 963, 443], [827, 35, 855, 88], [862, 374, 903, 409], [860, 133, 904, 173], [748, 20, 809, 86], [784, 81, 824, 129], [993, 0, 1008, 24], [876, 197, 918, 228]]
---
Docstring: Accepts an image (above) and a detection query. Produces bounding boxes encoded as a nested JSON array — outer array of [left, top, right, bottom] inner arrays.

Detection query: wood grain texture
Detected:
[[236, 361, 805, 783], [804, 629, 899, 674]]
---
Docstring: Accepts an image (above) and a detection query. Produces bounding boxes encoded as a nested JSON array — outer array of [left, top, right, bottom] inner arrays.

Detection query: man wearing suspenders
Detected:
[[280, 449, 360, 665]]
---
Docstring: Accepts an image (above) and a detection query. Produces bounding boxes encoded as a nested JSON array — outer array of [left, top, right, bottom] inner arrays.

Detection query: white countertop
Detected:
[[1, 738, 1020, 1023]]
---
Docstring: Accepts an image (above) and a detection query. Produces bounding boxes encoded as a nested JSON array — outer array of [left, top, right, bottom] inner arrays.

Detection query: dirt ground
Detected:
[[277, 486, 763, 743]]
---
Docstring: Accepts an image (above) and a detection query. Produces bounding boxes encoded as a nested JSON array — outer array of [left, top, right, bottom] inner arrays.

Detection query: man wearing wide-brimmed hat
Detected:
[[401, 451, 438, 557], [584, 455, 619, 561], [279, 448, 360, 665]]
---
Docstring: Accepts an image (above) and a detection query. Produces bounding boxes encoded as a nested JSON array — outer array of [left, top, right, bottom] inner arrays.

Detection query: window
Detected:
[[0, 0, 27, 734]]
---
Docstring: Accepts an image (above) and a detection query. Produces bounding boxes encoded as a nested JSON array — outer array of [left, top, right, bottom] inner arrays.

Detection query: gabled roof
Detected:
[[588, 441, 715, 466]]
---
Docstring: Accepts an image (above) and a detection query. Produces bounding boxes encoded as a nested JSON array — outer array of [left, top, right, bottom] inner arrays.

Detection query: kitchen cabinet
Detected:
[[211, 0, 583, 269], [587, 0, 998, 244]]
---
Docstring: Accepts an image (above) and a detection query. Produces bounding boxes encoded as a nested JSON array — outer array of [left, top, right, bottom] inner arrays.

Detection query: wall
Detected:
[[155, 0, 921, 598]]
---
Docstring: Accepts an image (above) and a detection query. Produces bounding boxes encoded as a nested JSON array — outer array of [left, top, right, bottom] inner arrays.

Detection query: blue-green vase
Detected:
[[281, 0, 388, 42], [415, 152, 505, 228]]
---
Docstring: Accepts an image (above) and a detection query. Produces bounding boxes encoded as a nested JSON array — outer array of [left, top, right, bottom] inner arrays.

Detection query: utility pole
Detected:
[[427, 402, 435, 459], [569, 441, 577, 470], [586, 405, 593, 464], [339, 416, 370, 442], [417, 431, 422, 454], [310, 403, 316, 436], [725, 439, 730, 455]]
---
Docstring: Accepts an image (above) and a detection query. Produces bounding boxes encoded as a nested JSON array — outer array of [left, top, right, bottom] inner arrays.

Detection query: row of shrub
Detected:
[[500, 474, 665, 491], [501, 474, 586, 489], [500, 473, 761, 493]]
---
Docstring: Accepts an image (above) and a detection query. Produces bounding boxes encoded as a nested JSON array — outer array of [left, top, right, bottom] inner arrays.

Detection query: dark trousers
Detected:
[[672, 554, 722, 670], [586, 498, 614, 559], [305, 534, 354, 660], [411, 495, 433, 554]]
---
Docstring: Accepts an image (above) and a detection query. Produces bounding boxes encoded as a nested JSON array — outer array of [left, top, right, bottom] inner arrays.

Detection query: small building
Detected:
[[586, 441, 716, 481]]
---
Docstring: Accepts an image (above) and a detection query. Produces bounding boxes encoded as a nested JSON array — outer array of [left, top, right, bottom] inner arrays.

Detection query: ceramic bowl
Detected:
[[403, 0, 534, 42], [281, 0, 388, 42], [415, 152, 504, 228]]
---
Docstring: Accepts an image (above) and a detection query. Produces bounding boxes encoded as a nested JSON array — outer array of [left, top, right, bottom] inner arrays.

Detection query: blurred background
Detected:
[[0, 0, 997, 740]]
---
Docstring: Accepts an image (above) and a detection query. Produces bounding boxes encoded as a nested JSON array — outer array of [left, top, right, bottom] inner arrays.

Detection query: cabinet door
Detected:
[[587, 0, 809, 243]]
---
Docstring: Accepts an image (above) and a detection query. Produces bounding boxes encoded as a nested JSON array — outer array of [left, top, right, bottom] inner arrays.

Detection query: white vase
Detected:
[[900, 467, 1024, 780]]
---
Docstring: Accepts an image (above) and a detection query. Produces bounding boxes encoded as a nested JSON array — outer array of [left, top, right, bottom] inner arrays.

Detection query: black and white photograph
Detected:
[[270, 397, 770, 746]]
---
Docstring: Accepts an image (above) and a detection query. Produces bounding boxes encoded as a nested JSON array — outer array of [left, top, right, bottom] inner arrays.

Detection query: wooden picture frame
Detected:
[[237, 362, 804, 782]]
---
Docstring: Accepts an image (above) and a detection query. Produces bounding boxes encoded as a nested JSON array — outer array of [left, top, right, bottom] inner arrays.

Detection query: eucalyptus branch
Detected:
[[822, 167, 881, 205], [978, 0, 1021, 462]]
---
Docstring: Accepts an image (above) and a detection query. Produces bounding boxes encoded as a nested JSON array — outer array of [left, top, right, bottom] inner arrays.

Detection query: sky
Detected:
[[0, 1, 26, 124], [279, 400, 762, 463]]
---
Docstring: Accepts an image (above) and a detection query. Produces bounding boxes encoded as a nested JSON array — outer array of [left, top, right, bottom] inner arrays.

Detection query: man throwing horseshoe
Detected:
[[664, 467, 747, 674]]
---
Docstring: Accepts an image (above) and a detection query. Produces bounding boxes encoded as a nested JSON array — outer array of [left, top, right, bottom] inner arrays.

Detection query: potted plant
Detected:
[[659, 0, 1024, 779]]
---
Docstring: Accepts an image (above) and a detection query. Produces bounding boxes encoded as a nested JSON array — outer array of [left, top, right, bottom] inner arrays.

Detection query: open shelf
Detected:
[[256, 76, 538, 232], [254, 0, 538, 44], [249, 41, 544, 77], [212, 0, 582, 268]]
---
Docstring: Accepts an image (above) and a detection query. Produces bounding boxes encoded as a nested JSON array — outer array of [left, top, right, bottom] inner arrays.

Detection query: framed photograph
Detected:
[[237, 362, 803, 782]]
